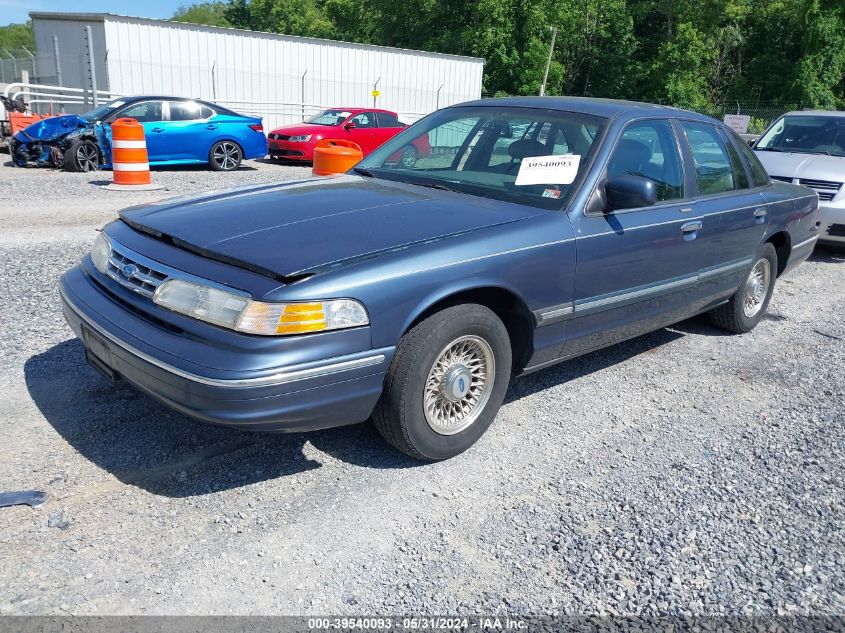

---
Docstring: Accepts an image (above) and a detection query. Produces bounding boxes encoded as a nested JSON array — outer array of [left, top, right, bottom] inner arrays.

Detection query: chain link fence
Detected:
[[0, 49, 59, 86]]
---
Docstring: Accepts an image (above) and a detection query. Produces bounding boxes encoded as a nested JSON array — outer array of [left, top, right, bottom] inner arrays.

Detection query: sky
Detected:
[[2, 0, 187, 25]]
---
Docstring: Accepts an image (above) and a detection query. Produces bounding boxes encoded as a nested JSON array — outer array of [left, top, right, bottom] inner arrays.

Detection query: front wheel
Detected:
[[373, 304, 512, 461], [209, 141, 243, 171], [708, 242, 777, 333], [63, 139, 100, 172]]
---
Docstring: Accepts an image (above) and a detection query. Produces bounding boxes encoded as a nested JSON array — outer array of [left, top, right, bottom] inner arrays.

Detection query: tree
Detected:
[[173, 3, 231, 27], [0, 21, 35, 52]]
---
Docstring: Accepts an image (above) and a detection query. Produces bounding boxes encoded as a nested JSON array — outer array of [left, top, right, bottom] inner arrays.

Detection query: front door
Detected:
[[344, 111, 379, 153], [113, 100, 167, 160], [563, 118, 705, 358]]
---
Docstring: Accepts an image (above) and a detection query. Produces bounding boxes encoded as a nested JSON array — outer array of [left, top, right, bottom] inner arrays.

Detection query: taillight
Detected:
[[249, 123, 264, 133]]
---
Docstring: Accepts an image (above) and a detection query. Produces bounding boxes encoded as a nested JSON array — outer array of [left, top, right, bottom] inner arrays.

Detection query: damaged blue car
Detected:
[[10, 96, 267, 172]]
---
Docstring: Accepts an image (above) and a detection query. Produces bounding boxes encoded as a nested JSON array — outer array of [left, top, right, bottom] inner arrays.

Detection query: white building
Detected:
[[30, 12, 485, 129]]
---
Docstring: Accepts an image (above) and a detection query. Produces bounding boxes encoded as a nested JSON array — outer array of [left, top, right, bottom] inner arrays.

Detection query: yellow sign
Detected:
[[371, 90, 381, 98]]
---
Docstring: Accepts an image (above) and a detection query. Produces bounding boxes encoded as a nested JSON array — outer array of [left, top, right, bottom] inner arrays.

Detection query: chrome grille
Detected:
[[797, 178, 841, 202], [269, 133, 291, 141], [105, 246, 169, 298]]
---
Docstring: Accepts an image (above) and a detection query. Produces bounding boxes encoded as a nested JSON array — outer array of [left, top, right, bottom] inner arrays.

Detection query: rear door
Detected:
[[676, 120, 767, 296], [161, 100, 218, 161], [374, 111, 403, 147], [564, 118, 705, 358]]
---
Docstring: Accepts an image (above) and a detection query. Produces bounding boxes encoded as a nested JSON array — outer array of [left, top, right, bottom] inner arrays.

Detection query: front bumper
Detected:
[[268, 139, 312, 160], [60, 267, 392, 432], [818, 203, 845, 244]]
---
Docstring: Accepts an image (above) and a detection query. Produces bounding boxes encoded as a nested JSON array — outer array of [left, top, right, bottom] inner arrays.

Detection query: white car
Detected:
[[754, 110, 845, 247]]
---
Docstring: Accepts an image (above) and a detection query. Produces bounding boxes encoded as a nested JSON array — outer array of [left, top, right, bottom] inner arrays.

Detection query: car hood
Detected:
[[269, 123, 337, 136], [119, 175, 546, 280], [14, 114, 88, 142], [754, 150, 845, 182]]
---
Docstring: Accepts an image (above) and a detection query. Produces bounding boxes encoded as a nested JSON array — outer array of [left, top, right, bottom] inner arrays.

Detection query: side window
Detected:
[[117, 101, 163, 123], [168, 101, 206, 121], [607, 120, 684, 201], [376, 112, 400, 128], [349, 112, 376, 128], [680, 121, 736, 195], [723, 133, 750, 189], [727, 129, 771, 187]]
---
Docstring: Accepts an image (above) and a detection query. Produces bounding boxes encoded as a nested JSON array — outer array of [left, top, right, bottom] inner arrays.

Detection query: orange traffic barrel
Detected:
[[110, 118, 153, 186], [312, 139, 363, 176]]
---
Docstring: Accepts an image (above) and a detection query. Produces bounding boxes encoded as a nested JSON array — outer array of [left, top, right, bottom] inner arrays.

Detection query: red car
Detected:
[[267, 108, 430, 167]]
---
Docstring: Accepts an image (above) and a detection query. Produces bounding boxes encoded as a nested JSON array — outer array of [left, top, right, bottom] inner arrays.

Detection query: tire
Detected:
[[63, 139, 100, 172], [708, 242, 778, 333], [399, 145, 418, 168], [373, 304, 512, 461], [209, 141, 243, 171]]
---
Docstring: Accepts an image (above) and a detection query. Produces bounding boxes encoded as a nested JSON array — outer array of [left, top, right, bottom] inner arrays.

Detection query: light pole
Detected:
[[539, 27, 557, 97]]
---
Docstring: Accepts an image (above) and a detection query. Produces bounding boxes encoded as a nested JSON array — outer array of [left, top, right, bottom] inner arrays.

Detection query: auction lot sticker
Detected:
[[515, 154, 581, 186]]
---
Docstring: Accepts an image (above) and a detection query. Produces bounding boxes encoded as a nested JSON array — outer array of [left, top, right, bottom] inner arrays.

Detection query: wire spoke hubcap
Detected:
[[424, 335, 495, 435], [214, 143, 241, 169], [743, 258, 771, 318]]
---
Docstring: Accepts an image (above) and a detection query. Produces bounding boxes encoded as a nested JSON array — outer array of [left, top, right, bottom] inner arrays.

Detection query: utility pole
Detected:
[[53, 35, 63, 87], [85, 25, 98, 107], [539, 27, 557, 97]]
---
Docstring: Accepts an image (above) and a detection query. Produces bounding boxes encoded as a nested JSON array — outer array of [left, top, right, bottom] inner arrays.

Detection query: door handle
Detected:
[[681, 221, 703, 233], [151, 127, 164, 133], [754, 207, 768, 223], [206, 124, 218, 130]]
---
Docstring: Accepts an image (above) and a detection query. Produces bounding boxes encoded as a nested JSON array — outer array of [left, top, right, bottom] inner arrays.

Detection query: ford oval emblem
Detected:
[[458, 377, 466, 392], [121, 264, 139, 279]]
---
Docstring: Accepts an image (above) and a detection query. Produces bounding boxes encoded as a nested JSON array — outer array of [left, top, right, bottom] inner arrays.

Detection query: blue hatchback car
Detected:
[[60, 97, 820, 460], [11, 95, 267, 172]]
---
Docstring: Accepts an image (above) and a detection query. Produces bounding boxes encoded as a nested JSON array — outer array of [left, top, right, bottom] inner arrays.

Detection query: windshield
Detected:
[[306, 109, 354, 126], [355, 106, 606, 209], [81, 99, 126, 122], [757, 114, 845, 156]]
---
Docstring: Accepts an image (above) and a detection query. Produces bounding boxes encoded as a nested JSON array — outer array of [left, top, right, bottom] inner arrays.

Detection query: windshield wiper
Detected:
[[757, 146, 786, 152], [408, 181, 461, 193], [352, 167, 376, 177]]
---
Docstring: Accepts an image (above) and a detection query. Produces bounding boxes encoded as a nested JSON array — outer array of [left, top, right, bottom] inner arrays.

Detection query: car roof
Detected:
[[452, 96, 715, 123], [780, 110, 845, 118], [320, 107, 398, 115]]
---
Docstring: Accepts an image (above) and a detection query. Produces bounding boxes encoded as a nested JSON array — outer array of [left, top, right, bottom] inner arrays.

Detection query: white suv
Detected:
[[754, 111, 845, 247]]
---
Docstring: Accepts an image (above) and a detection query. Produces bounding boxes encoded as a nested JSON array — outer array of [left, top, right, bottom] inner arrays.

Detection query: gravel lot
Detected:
[[0, 158, 843, 619]]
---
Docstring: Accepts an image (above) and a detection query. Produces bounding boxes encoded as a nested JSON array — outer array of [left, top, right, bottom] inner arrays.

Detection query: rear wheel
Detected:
[[63, 139, 100, 172], [399, 145, 418, 168], [373, 304, 512, 461], [708, 242, 777, 333], [209, 141, 243, 171]]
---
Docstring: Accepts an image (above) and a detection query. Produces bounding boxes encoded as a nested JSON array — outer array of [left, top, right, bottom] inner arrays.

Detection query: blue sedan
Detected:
[[11, 95, 267, 172], [59, 97, 820, 460]]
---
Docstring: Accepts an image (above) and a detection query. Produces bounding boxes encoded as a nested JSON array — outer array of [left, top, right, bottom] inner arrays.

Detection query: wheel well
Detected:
[[766, 231, 790, 277], [407, 287, 534, 372]]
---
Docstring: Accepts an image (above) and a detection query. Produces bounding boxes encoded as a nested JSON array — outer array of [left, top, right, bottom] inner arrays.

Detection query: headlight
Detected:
[[153, 279, 368, 336], [289, 134, 312, 142], [91, 233, 112, 274]]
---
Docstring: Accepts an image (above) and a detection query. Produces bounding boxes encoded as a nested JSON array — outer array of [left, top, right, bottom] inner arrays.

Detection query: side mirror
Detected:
[[605, 175, 657, 211], [344, 121, 356, 130]]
